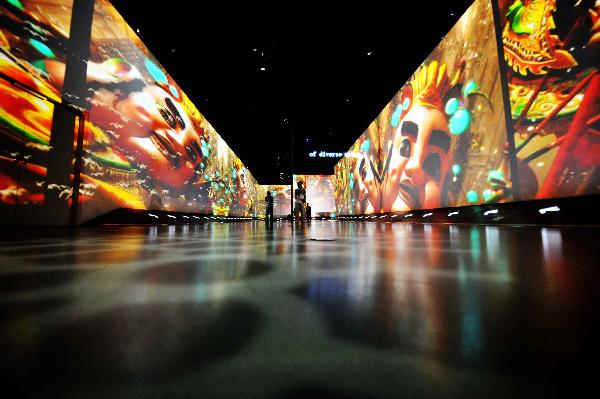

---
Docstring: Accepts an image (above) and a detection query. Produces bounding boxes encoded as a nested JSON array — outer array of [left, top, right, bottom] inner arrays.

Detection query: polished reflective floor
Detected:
[[1, 221, 598, 398]]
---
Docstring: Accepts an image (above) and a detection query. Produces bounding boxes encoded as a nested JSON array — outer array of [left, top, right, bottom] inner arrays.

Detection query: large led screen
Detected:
[[293, 174, 335, 216], [0, 0, 261, 223], [0, 0, 75, 225], [335, 0, 512, 215], [257, 184, 292, 218], [498, 0, 600, 199]]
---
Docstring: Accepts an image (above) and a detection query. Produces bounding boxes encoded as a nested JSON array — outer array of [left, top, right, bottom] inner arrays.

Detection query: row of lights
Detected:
[[147, 213, 253, 222], [337, 206, 561, 221], [261, 217, 339, 222], [148, 206, 562, 223]]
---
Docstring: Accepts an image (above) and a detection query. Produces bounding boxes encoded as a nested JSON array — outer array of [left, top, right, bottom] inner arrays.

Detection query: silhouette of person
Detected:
[[294, 180, 306, 222], [305, 202, 312, 221], [265, 190, 274, 221]]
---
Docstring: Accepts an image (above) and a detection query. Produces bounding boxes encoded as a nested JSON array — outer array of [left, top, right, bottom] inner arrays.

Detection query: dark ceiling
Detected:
[[110, 2, 475, 183]]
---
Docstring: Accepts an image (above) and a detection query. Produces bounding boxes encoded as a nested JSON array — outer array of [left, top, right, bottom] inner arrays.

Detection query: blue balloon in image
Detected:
[[466, 190, 478, 203], [449, 109, 471, 135], [463, 80, 478, 97], [482, 189, 493, 201], [445, 97, 459, 115], [452, 164, 461, 175]]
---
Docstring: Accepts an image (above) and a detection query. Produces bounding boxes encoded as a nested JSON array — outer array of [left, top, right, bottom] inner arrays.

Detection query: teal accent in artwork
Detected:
[[29, 39, 55, 58], [445, 97, 459, 115], [145, 58, 168, 84], [466, 190, 478, 203], [449, 108, 471, 134]]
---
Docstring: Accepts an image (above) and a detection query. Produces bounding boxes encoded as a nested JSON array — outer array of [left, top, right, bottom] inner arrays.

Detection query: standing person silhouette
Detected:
[[305, 202, 312, 222], [294, 181, 306, 222], [265, 190, 274, 222]]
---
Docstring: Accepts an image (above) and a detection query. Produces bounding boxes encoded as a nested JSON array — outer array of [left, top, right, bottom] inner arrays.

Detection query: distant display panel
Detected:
[[335, 0, 511, 215], [294, 175, 335, 216], [0, 0, 260, 222], [257, 184, 291, 218], [498, 0, 600, 199]]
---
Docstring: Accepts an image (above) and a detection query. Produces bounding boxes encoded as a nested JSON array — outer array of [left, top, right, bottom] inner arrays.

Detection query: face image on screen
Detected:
[[335, 0, 511, 215], [0, 0, 260, 222], [294, 175, 335, 216], [498, 0, 600, 200]]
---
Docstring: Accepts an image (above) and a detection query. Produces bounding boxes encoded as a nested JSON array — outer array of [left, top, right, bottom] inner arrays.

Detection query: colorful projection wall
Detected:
[[0, 0, 261, 224], [293, 175, 335, 216], [257, 184, 292, 218], [498, 0, 600, 200], [335, 0, 510, 215], [334, 0, 599, 215], [2, 0, 598, 225]]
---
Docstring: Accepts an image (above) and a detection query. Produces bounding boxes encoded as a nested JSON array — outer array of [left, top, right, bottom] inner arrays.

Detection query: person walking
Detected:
[[294, 180, 306, 222], [305, 202, 312, 222], [265, 190, 274, 222]]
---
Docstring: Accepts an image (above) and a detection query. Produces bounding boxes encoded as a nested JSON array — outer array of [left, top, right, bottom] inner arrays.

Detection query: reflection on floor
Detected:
[[0, 221, 598, 398]]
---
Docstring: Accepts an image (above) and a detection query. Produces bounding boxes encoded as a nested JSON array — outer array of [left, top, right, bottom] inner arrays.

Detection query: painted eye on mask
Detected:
[[399, 138, 412, 158], [165, 97, 186, 129], [158, 103, 177, 129], [423, 153, 441, 181], [359, 158, 367, 181]]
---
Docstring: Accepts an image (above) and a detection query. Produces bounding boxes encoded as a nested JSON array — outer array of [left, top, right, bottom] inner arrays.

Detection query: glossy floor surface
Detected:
[[1, 221, 598, 398]]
